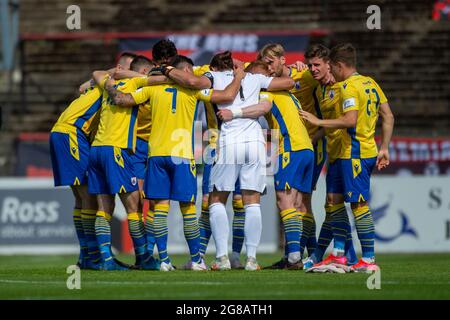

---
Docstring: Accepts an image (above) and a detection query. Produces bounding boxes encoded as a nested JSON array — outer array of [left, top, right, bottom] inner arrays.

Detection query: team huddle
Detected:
[[49, 39, 394, 273]]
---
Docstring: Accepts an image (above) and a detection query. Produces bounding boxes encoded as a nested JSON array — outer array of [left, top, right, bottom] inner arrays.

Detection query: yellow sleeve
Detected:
[[340, 82, 359, 113], [194, 65, 211, 76], [259, 91, 274, 103], [131, 86, 153, 105], [374, 81, 388, 104], [195, 88, 213, 102], [128, 76, 149, 89], [289, 67, 306, 82]]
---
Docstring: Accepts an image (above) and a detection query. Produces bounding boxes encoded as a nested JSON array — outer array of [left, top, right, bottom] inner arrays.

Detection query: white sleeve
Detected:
[[256, 74, 274, 90]]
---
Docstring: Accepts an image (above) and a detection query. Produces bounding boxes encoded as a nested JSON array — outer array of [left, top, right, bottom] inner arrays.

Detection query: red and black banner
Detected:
[[118, 31, 317, 65]]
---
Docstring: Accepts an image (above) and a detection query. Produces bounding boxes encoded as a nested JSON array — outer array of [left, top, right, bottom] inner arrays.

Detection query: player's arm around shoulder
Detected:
[[114, 69, 169, 87], [209, 67, 246, 104], [266, 75, 295, 91], [92, 70, 140, 108], [166, 66, 212, 89], [216, 92, 272, 122]]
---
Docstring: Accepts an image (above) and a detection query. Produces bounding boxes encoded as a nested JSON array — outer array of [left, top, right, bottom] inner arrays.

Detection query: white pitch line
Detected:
[[1, 279, 449, 287]]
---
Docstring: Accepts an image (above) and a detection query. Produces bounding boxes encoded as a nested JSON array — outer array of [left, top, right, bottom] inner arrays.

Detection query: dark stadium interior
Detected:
[[0, 0, 449, 176]]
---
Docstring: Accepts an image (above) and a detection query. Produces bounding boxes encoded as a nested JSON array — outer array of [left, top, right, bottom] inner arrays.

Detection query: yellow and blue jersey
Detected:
[[289, 68, 320, 139], [259, 90, 313, 154], [51, 86, 102, 137], [315, 82, 343, 163], [136, 102, 152, 142], [338, 74, 388, 159], [203, 101, 220, 149], [131, 84, 213, 160], [92, 77, 148, 152], [193, 64, 211, 76]]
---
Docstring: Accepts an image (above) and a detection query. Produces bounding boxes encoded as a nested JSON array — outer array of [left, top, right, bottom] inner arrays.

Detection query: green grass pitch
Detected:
[[0, 253, 449, 299]]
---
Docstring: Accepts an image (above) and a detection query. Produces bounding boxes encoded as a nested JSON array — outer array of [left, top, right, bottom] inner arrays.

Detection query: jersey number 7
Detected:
[[165, 88, 178, 113]]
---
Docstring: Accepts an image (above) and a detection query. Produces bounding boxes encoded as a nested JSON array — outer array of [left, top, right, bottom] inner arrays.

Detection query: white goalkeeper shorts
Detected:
[[209, 141, 267, 193]]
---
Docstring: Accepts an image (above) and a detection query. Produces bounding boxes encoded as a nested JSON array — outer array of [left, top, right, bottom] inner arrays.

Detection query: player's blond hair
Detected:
[[258, 43, 285, 59]]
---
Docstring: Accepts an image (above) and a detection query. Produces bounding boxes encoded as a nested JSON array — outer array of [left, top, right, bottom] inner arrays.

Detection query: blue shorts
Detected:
[[340, 157, 376, 203], [274, 149, 314, 193], [88, 146, 139, 195], [49, 128, 90, 186], [202, 163, 241, 195], [311, 137, 327, 190], [130, 138, 148, 180], [326, 160, 344, 195], [145, 156, 197, 202]]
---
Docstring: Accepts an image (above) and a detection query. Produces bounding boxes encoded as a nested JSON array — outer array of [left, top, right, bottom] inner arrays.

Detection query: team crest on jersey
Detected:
[[343, 83, 348, 89], [116, 154, 121, 161], [329, 89, 335, 99], [347, 191, 353, 198], [294, 81, 301, 90], [131, 177, 137, 186], [71, 147, 77, 154], [201, 89, 211, 97]]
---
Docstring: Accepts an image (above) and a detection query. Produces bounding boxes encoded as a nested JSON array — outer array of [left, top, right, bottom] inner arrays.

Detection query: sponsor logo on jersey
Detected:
[[343, 98, 356, 110]]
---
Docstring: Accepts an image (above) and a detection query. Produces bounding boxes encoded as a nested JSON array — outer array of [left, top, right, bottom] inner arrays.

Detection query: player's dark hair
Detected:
[[305, 44, 330, 61], [152, 39, 178, 65], [117, 51, 138, 65], [170, 55, 194, 69], [329, 43, 357, 67], [130, 55, 154, 72], [244, 60, 270, 74], [210, 51, 234, 71]]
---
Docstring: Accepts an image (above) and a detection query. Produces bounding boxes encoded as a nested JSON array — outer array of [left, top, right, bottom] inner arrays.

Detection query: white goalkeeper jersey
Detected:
[[203, 70, 273, 147]]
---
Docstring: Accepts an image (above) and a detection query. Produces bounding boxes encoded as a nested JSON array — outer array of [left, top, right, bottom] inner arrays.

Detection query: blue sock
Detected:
[[145, 210, 156, 256], [353, 205, 375, 259], [95, 211, 113, 263], [73, 209, 88, 264], [327, 203, 348, 254], [198, 201, 211, 255], [153, 204, 170, 264], [128, 212, 150, 264], [81, 209, 102, 263], [280, 209, 301, 255], [232, 199, 245, 254], [181, 203, 202, 264], [315, 213, 334, 261]]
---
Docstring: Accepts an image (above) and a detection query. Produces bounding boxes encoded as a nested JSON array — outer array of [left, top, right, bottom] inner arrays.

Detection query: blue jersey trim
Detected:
[[73, 97, 102, 129], [192, 100, 200, 155], [127, 105, 139, 150], [272, 102, 291, 152], [347, 127, 361, 158]]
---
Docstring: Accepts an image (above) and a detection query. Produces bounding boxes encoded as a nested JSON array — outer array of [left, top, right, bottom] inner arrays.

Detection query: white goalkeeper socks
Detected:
[[209, 202, 229, 258], [244, 203, 262, 259]]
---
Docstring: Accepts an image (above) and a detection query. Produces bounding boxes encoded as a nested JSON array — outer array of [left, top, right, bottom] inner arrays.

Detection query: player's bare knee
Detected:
[[232, 193, 242, 201], [242, 190, 260, 205], [351, 201, 368, 210]]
